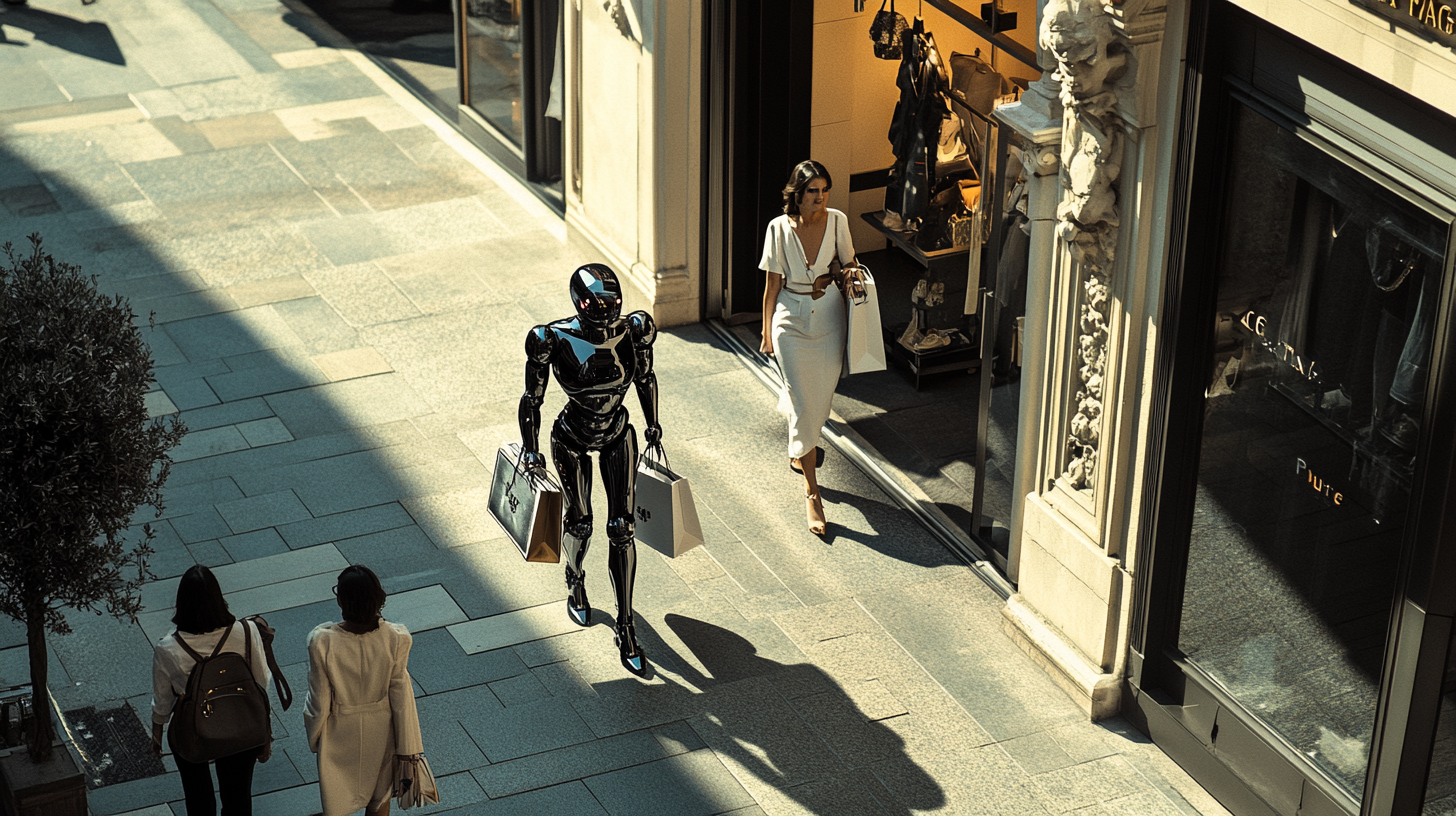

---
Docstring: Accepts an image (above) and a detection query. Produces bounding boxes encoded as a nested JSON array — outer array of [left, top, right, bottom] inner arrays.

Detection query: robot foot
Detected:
[[565, 569, 591, 627], [615, 620, 648, 677]]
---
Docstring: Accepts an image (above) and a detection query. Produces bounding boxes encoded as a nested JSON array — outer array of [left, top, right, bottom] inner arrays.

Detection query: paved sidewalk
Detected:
[[0, 1, 1232, 814]]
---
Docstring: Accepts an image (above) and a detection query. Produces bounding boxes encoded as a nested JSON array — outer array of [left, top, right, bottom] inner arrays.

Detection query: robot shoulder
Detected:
[[626, 311, 657, 347], [525, 325, 557, 363]]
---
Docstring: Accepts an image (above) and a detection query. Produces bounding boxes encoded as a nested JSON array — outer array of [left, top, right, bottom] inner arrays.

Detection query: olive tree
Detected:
[[0, 235, 186, 762]]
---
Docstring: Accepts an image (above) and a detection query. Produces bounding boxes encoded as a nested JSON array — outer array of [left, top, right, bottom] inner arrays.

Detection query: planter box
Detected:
[[0, 744, 86, 816]]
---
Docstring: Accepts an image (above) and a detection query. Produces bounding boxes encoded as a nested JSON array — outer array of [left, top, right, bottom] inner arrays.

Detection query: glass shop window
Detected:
[[465, 0, 525, 145], [1178, 104, 1446, 800]]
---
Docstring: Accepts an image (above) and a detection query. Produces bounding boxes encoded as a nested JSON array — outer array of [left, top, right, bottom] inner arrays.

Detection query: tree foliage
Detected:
[[0, 234, 186, 761]]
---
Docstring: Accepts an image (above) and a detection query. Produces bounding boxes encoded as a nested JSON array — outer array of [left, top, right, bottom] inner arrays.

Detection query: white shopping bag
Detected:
[[844, 266, 888, 374], [634, 445, 704, 558]]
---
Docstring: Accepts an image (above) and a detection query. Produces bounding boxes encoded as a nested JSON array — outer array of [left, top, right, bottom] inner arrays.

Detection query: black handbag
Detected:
[[869, 0, 909, 60]]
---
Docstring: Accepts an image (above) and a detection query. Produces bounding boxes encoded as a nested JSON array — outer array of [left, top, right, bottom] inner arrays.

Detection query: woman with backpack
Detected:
[[305, 564, 423, 816], [151, 564, 272, 816]]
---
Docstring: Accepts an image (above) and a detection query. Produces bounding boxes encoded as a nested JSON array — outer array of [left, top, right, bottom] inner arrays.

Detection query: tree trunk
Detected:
[[25, 604, 53, 763]]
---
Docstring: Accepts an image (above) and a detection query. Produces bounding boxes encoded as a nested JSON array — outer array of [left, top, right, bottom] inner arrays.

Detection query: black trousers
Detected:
[[174, 747, 262, 816]]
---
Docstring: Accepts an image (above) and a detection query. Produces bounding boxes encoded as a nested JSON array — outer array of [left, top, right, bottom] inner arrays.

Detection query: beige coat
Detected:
[[304, 621, 423, 816]]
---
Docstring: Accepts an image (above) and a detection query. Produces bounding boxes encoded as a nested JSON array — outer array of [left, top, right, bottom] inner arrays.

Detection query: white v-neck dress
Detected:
[[759, 208, 856, 459]]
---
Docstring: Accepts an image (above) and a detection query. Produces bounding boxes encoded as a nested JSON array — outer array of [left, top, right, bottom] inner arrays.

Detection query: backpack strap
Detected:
[[245, 615, 294, 711]]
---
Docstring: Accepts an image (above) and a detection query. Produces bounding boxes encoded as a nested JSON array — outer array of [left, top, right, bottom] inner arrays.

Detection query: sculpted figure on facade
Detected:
[[1041, 0, 1132, 491]]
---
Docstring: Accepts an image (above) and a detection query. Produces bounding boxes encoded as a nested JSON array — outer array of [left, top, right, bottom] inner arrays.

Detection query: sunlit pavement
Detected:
[[0, 1, 1231, 814]]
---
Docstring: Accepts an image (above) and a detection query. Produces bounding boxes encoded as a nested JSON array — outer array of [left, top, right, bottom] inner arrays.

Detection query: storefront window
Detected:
[[1179, 104, 1445, 799], [1425, 637, 1456, 813], [464, 0, 525, 145]]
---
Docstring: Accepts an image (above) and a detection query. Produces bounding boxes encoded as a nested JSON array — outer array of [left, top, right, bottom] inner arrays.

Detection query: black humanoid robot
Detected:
[[518, 264, 660, 676]]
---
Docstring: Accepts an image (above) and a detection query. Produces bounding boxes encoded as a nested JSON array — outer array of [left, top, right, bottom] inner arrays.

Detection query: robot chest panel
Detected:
[[554, 330, 635, 397]]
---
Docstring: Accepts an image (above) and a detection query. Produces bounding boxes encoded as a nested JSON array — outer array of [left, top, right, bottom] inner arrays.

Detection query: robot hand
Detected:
[[644, 425, 663, 446], [520, 450, 547, 475]]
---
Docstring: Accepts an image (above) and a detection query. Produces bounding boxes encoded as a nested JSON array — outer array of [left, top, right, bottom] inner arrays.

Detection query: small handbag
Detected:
[[393, 754, 440, 809], [869, 0, 909, 60]]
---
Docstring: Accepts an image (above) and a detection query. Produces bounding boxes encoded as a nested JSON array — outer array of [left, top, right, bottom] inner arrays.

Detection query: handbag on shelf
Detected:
[[487, 442, 563, 563], [869, 0, 909, 60], [844, 266, 888, 375], [393, 754, 441, 810], [634, 443, 705, 558]]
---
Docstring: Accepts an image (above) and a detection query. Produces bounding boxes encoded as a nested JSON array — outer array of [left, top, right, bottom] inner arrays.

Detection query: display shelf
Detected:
[[884, 323, 978, 390]]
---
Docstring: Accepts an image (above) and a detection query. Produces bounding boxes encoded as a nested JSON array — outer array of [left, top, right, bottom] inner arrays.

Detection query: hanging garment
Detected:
[[885, 19, 950, 226]]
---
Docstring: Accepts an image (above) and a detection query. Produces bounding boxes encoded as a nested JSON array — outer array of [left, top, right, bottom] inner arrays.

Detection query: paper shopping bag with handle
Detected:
[[844, 266, 888, 374], [633, 443, 704, 558], [488, 442, 562, 563]]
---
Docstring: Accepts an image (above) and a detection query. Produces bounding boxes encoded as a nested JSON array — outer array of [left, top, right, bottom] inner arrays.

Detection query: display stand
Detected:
[[861, 211, 978, 389]]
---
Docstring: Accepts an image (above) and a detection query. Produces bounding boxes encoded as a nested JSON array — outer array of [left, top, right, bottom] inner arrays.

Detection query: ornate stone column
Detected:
[[998, 0, 1168, 720]]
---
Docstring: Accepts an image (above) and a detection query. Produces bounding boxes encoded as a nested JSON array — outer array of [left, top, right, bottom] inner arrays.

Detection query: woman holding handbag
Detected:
[[151, 565, 272, 816], [304, 565, 424, 816], [759, 159, 864, 535]]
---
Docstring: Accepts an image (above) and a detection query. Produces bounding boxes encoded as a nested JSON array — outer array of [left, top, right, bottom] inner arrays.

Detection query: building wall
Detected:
[[566, 0, 702, 326]]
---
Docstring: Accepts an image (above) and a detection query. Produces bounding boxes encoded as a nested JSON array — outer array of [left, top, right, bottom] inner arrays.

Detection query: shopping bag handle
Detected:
[[846, 264, 873, 305], [641, 441, 671, 472]]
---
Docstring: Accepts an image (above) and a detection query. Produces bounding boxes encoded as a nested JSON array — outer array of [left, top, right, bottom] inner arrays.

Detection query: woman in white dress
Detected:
[[759, 160, 864, 534], [305, 565, 423, 816]]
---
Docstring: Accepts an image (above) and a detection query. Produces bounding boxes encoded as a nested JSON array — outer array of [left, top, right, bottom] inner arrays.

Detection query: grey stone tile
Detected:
[[684, 676, 844, 789], [584, 749, 755, 816], [270, 295, 360, 354], [262, 373, 430, 438], [149, 115, 215, 154], [237, 416, 293, 446], [873, 744, 1044, 815], [0, 63, 70, 111], [449, 603, 587, 656], [162, 305, 305, 361], [171, 425, 249, 462], [122, 146, 322, 228], [275, 502, 416, 549], [488, 671, 550, 707], [412, 716, 489, 777], [83, 771, 183, 816], [203, 357, 328, 401], [458, 696, 595, 763], [219, 527, 290, 561], [187, 539, 233, 567], [462, 781, 608, 816], [157, 477, 244, 518], [51, 606, 154, 707], [652, 720, 706, 756], [169, 507, 233, 544], [745, 770, 904, 816], [434, 770, 489, 811], [250, 781, 320, 816], [1003, 729, 1080, 776], [302, 261, 422, 328], [215, 488, 311, 533], [474, 729, 665, 799], [407, 627, 531, 694], [177, 397, 275, 432], [161, 376, 220, 410], [1031, 755, 1150, 814]]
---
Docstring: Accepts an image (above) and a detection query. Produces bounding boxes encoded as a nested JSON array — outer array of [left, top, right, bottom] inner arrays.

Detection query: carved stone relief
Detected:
[[1040, 0, 1133, 493]]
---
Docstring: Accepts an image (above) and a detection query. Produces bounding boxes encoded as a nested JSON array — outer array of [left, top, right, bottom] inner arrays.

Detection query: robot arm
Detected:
[[628, 312, 661, 445], [520, 326, 554, 471]]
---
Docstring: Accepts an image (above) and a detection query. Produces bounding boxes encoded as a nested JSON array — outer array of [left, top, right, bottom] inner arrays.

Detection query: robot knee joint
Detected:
[[566, 517, 594, 540], [606, 517, 635, 546]]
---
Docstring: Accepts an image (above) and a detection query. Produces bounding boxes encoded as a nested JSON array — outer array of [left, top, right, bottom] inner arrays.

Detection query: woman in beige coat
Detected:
[[305, 565, 423, 816]]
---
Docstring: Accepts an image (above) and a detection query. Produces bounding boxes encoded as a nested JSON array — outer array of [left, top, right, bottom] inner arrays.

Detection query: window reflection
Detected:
[[465, 0, 524, 145], [1180, 105, 1444, 799]]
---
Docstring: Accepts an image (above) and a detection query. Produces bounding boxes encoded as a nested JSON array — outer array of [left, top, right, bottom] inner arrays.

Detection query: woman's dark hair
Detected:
[[172, 565, 236, 635], [781, 160, 832, 215], [336, 565, 387, 631]]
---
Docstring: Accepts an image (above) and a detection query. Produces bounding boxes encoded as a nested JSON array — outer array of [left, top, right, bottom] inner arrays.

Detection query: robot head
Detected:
[[570, 264, 623, 325]]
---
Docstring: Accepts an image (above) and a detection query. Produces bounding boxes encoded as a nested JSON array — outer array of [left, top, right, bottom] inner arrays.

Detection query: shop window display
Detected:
[[465, 0, 525, 145], [1180, 104, 1445, 798]]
